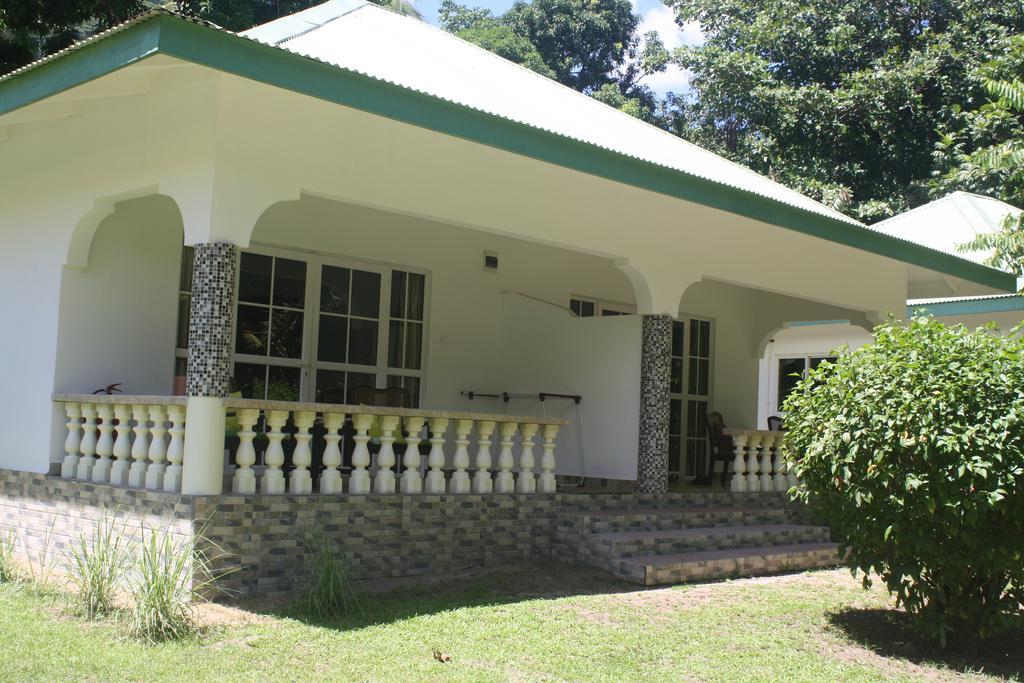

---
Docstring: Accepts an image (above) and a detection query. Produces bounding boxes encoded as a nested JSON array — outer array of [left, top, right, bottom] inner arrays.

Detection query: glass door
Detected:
[[668, 317, 714, 479]]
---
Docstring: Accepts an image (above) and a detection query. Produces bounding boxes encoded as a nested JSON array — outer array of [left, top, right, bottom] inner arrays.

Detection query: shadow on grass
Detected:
[[828, 607, 1024, 680]]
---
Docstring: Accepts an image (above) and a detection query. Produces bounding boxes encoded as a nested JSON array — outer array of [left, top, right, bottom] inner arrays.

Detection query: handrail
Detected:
[[53, 393, 187, 405]]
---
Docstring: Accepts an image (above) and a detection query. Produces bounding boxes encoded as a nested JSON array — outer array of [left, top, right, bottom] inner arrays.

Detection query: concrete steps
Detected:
[[558, 494, 839, 585]]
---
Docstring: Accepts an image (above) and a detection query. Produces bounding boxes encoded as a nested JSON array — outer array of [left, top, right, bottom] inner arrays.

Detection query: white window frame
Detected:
[[768, 352, 836, 417], [568, 294, 636, 317]]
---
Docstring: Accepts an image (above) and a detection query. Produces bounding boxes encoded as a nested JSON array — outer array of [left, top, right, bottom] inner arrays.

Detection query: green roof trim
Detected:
[[0, 12, 1016, 294], [909, 295, 1024, 318]]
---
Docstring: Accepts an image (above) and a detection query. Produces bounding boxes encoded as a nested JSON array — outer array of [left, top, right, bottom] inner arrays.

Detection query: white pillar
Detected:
[[745, 433, 762, 493], [495, 421, 518, 494], [400, 415, 426, 494], [759, 435, 774, 491], [472, 420, 496, 494], [449, 419, 473, 494], [373, 415, 401, 494], [60, 403, 82, 479], [76, 404, 98, 481], [109, 404, 132, 486], [424, 417, 449, 494], [771, 434, 788, 492], [729, 433, 747, 493], [232, 409, 260, 495], [538, 424, 558, 493], [128, 405, 150, 488], [320, 412, 345, 495], [144, 405, 167, 490], [260, 409, 289, 495], [516, 422, 538, 493], [289, 410, 316, 495], [348, 413, 374, 495], [163, 405, 186, 492], [91, 403, 115, 483]]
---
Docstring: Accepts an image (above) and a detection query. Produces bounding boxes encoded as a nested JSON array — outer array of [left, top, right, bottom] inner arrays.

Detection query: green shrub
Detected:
[[0, 528, 17, 582], [784, 317, 1024, 647], [65, 511, 131, 619], [303, 532, 362, 619]]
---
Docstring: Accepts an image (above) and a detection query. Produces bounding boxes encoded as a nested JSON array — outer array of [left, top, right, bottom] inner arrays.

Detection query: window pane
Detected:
[[699, 320, 711, 357], [320, 265, 350, 314], [390, 271, 407, 319], [810, 356, 836, 370], [669, 436, 681, 473], [346, 372, 377, 403], [317, 315, 348, 363], [388, 375, 421, 408], [601, 309, 623, 316], [408, 273, 425, 320], [689, 320, 699, 358], [174, 356, 188, 376], [570, 299, 581, 316], [176, 293, 190, 349], [697, 358, 709, 396], [672, 321, 684, 358], [388, 320, 405, 368], [404, 322, 422, 370], [351, 270, 381, 318], [669, 398, 682, 436], [348, 318, 378, 366], [233, 362, 267, 399], [238, 253, 272, 305], [179, 246, 194, 292], [688, 357, 699, 395], [268, 309, 303, 359], [777, 358, 805, 410], [670, 358, 683, 394], [266, 366, 301, 401], [315, 369, 347, 404], [273, 258, 306, 309], [236, 305, 269, 355], [580, 301, 595, 317]]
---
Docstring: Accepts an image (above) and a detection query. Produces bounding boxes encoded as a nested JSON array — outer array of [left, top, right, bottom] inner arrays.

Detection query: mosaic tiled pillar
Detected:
[[637, 314, 672, 493], [186, 242, 238, 397]]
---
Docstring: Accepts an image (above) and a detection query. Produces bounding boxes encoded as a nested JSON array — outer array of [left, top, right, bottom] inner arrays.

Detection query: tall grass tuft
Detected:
[[25, 518, 57, 592], [65, 511, 131, 618], [303, 531, 362, 619], [0, 528, 17, 582]]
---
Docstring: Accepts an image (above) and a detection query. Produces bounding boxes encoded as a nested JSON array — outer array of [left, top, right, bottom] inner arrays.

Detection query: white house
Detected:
[[0, 3, 1015, 589], [758, 192, 1024, 425]]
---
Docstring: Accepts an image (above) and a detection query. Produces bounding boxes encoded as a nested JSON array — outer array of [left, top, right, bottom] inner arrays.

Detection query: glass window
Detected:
[[777, 358, 806, 411], [238, 253, 272, 305], [236, 253, 306, 361]]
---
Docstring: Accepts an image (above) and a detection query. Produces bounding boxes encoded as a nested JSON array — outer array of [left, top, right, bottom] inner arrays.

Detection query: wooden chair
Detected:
[[704, 411, 735, 486], [767, 415, 784, 432]]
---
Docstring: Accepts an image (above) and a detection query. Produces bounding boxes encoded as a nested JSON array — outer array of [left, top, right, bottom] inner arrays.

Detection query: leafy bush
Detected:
[[65, 511, 131, 619], [0, 528, 17, 582], [303, 532, 362, 619], [784, 317, 1024, 647]]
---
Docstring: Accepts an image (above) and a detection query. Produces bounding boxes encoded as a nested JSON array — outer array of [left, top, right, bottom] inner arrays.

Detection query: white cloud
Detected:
[[633, 1, 702, 94]]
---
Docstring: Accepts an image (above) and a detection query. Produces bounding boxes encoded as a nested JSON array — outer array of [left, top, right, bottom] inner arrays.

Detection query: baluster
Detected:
[[261, 410, 289, 495], [400, 415, 426, 494], [424, 418, 449, 494], [495, 421, 518, 494], [771, 434, 788, 492], [109, 404, 132, 486], [60, 403, 82, 479], [76, 404, 98, 481], [128, 405, 150, 488], [319, 412, 345, 494], [91, 403, 115, 483], [348, 413, 374, 494], [745, 433, 762, 493], [233, 409, 261, 494], [759, 433, 774, 491], [289, 410, 316, 495], [538, 424, 559, 493], [163, 405, 186, 492], [145, 405, 167, 490], [449, 419, 473, 494], [516, 422, 538, 493], [729, 432, 747, 493], [472, 420, 496, 494], [373, 415, 401, 494]]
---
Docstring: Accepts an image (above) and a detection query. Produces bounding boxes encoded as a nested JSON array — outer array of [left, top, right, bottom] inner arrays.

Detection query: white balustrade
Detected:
[[744, 433, 762, 492], [758, 435, 774, 491], [76, 404, 98, 481], [61, 402, 82, 479], [289, 410, 316, 495], [109, 404, 132, 486], [261, 410, 289, 495], [373, 415, 401, 494], [320, 411, 345, 495], [162, 405, 185, 492], [538, 424, 559, 493], [472, 420, 496, 494], [91, 404, 115, 483], [425, 417, 449, 494], [516, 422, 538, 493], [349, 413, 374, 495], [145, 405, 168, 489], [400, 415, 426, 494], [728, 432, 747, 492], [771, 434, 788, 492], [233, 409, 260, 494], [495, 421, 518, 494], [128, 405, 150, 488], [449, 419, 473, 494]]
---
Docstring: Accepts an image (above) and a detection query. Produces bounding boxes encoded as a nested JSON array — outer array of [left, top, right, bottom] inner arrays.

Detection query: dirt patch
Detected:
[[194, 602, 267, 628]]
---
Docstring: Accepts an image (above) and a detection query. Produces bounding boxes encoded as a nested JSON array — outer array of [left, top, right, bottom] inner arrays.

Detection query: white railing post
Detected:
[[400, 415, 426, 494], [109, 404, 132, 486], [425, 417, 449, 494], [449, 419, 473, 494], [472, 420, 495, 494], [261, 410, 289, 495], [538, 424, 559, 493], [373, 415, 401, 494], [61, 403, 82, 479], [128, 405, 150, 488], [759, 435, 774, 492], [145, 405, 167, 490], [745, 433, 762, 493], [349, 413, 374, 495], [320, 411, 345, 495], [76, 403, 98, 481], [516, 422, 538, 493], [163, 405, 186, 492], [91, 404, 115, 483], [729, 432, 747, 493], [771, 434, 788, 492], [289, 410, 316, 495], [233, 409, 260, 494], [495, 421, 518, 494]]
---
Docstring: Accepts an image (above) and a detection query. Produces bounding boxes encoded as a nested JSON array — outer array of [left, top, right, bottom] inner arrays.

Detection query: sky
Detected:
[[413, 0, 703, 96]]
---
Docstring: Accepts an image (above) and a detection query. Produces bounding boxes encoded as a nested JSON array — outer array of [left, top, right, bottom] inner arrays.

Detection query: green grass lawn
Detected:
[[1, 565, 1021, 682]]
